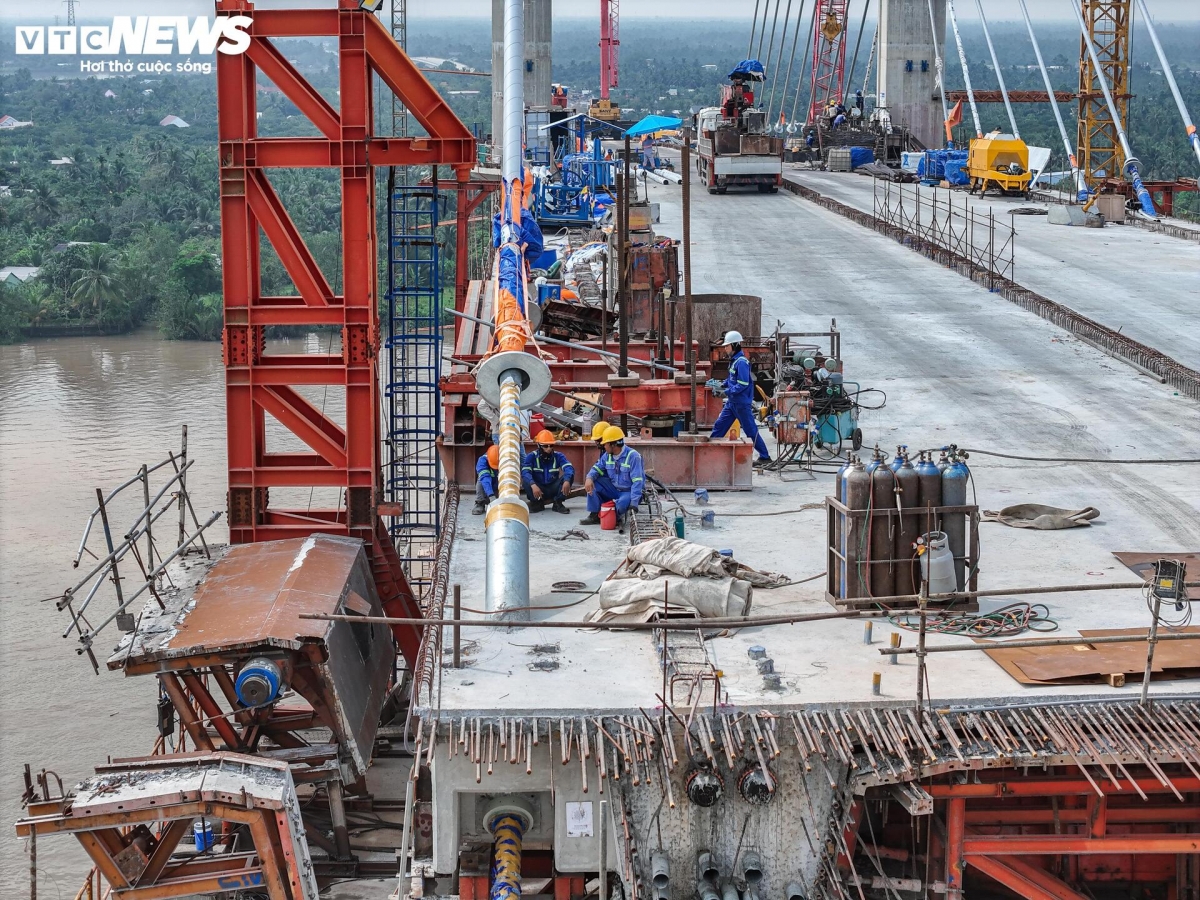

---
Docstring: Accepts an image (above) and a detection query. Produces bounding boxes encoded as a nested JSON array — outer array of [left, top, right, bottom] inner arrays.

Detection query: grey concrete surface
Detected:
[[436, 164, 1200, 717], [784, 168, 1200, 370]]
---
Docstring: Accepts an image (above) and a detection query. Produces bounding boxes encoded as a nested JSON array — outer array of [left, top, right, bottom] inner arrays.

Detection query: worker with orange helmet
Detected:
[[522, 430, 575, 514], [472, 445, 501, 515], [579, 425, 644, 528]]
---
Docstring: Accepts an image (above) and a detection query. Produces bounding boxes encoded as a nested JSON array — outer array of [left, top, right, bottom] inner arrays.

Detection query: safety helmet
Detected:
[[600, 425, 626, 444], [591, 420, 611, 441], [721, 330, 743, 346], [486, 445, 500, 468], [535, 430, 557, 446]]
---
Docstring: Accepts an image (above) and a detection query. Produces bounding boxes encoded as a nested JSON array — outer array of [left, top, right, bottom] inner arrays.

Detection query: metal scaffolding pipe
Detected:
[[946, 0, 981, 138], [1017, 0, 1087, 200], [974, 0, 1017, 137], [1134, 0, 1200, 167], [1068, 0, 1158, 217], [502, 0, 523, 183]]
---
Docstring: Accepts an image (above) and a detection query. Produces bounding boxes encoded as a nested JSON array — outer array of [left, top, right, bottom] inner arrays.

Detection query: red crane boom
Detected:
[[600, 0, 619, 100]]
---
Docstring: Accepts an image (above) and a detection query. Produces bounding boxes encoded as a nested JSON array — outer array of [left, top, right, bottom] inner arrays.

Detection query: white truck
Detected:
[[695, 106, 784, 194]]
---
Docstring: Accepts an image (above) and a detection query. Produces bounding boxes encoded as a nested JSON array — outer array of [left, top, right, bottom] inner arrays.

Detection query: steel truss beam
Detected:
[[215, 0, 476, 665]]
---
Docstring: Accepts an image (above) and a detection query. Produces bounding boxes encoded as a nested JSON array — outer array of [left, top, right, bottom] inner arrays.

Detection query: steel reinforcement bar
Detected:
[[780, 177, 1200, 401]]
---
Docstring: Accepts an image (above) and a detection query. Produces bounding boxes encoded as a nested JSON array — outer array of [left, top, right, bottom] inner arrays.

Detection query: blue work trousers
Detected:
[[712, 401, 771, 459], [525, 476, 567, 506], [586, 477, 633, 515]]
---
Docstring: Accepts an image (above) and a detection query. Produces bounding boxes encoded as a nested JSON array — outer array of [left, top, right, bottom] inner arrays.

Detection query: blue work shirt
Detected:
[[522, 450, 574, 488], [475, 455, 499, 497], [723, 349, 755, 405], [589, 445, 645, 506]]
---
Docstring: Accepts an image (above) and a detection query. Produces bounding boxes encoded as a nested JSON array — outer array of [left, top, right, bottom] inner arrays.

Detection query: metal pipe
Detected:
[[302, 609, 865, 630], [1133, 0, 1200, 167], [682, 129, 696, 433], [925, 0, 950, 129], [485, 377, 530, 617], [490, 814, 525, 900], [502, 0, 523, 184], [883, 631, 1200, 656], [1068, 0, 1157, 217], [945, 0, 981, 138], [1016, 0, 1086, 200], [448, 307, 678, 373], [974, 0, 1017, 137]]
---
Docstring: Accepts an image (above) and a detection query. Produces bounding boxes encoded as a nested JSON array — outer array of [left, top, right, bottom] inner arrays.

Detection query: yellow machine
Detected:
[[588, 97, 621, 122], [968, 132, 1033, 197]]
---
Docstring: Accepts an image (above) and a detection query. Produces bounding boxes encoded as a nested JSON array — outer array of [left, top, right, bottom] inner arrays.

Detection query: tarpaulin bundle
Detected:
[[492, 168, 543, 314], [848, 147, 875, 169], [728, 59, 766, 81]]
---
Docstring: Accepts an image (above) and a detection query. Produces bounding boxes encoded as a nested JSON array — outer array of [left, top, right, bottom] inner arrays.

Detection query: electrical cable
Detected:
[[887, 602, 1058, 637], [960, 448, 1200, 465]]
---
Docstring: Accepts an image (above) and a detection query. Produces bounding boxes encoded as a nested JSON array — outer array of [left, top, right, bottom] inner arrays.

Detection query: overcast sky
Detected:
[[7, 0, 1198, 21]]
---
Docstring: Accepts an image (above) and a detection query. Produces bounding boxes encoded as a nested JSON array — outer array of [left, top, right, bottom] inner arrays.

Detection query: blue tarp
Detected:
[[624, 115, 683, 138], [920, 149, 969, 184], [493, 202, 545, 309], [849, 147, 874, 169], [728, 59, 765, 80]]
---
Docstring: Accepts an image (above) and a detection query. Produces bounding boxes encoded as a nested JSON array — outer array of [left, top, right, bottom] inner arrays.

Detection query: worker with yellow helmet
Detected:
[[521, 430, 575, 514], [579, 425, 644, 528], [472, 445, 502, 515]]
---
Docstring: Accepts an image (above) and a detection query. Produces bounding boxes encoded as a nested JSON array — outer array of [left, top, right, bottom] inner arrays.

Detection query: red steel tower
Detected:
[[807, 0, 849, 122]]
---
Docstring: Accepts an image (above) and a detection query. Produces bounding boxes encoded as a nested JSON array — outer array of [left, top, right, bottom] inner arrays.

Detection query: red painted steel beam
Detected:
[[968, 855, 1090, 900], [245, 170, 334, 306], [966, 807, 1200, 825], [947, 797, 967, 900], [245, 36, 341, 139], [929, 777, 1200, 798], [963, 834, 1200, 855]]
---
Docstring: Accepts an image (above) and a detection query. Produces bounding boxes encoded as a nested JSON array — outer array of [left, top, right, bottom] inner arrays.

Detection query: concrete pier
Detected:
[[877, 0, 947, 149]]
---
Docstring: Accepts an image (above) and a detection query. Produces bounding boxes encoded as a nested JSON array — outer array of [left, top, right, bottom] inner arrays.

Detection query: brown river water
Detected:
[[0, 329, 337, 890]]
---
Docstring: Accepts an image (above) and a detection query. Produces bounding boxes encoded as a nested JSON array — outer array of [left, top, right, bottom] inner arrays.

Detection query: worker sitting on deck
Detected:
[[579, 426, 644, 528], [522, 430, 574, 514], [641, 134, 656, 172], [472, 445, 501, 516], [710, 330, 773, 467]]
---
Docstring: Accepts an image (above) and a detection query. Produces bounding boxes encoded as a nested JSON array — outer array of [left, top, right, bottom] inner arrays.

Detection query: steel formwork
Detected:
[[215, 0, 475, 664], [1077, 0, 1131, 187]]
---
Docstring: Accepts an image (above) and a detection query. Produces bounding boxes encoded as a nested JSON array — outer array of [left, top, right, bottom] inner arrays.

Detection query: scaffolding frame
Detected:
[[1077, 0, 1131, 187], [387, 173, 444, 598]]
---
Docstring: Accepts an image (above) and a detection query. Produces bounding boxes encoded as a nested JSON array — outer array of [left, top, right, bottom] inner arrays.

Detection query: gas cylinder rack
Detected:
[[824, 448, 981, 611]]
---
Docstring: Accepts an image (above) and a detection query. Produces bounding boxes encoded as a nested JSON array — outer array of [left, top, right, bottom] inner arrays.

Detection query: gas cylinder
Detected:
[[888, 445, 908, 472], [842, 458, 871, 599], [936, 449, 949, 473], [915, 451, 942, 538], [870, 453, 895, 599], [894, 457, 919, 597], [833, 456, 855, 599], [941, 451, 970, 590]]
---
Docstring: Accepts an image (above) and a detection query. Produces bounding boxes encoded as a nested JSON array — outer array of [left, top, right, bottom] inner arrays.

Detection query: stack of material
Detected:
[[586, 536, 788, 623]]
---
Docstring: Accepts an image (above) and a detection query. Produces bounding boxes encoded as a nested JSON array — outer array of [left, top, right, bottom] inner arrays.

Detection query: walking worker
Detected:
[[522, 430, 574, 514], [640, 133, 656, 171], [710, 330, 773, 467], [579, 426, 644, 528], [472, 445, 501, 515]]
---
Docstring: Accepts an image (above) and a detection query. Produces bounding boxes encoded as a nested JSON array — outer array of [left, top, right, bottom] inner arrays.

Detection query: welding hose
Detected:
[[490, 815, 525, 900]]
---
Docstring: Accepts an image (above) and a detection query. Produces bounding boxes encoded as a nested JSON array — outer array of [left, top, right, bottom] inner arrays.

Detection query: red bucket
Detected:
[[599, 501, 618, 531]]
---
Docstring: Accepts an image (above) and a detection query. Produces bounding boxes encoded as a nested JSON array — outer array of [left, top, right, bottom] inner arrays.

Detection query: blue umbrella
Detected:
[[624, 114, 684, 138]]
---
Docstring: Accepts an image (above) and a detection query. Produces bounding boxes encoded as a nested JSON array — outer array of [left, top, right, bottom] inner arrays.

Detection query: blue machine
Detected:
[[531, 114, 622, 227]]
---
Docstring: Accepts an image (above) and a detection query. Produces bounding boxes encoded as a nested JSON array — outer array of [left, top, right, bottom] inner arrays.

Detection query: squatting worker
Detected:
[[710, 330, 773, 467], [522, 430, 574, 514], [472, 445, 501, 515], [579, 426, 644, 528]]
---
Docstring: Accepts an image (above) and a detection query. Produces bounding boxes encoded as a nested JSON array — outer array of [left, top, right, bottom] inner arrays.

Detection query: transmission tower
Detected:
[[63, 0, 78, 27], [391, 0, 409, 140], [1077, 0, 1131, 187]]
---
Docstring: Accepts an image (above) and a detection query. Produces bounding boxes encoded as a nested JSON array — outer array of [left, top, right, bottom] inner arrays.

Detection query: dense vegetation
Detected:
[[0, 18, 1197, 343]]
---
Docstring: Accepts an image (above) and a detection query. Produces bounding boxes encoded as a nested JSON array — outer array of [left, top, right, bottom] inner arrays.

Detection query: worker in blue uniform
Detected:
[[472, 445, 501, 515], [709, 330, 773, 467], [579, 425, 644, 528], [522, 430, 574, 514]]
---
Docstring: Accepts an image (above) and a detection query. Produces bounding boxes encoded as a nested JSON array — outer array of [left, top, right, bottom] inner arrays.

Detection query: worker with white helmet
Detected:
[[709, 330, 772, 466], [579, 425, 644, 528]]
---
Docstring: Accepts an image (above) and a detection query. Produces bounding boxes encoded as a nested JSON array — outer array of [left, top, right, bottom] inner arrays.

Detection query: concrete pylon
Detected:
[[877, 0, 947, 150], [491, 0, 552, 145]]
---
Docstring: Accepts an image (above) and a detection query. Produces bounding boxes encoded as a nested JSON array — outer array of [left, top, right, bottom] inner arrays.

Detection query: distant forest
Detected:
[[0, 17, 1197, 343]]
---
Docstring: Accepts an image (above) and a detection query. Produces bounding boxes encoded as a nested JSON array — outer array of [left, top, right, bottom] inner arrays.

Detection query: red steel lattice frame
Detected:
[[215, 0, 475, 665], [807, 0, 849, 123]]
